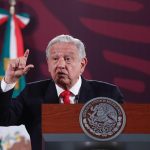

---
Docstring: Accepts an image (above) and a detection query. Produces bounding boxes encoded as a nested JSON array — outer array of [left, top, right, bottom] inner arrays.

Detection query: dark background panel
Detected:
[[0, 0, 150, 102]]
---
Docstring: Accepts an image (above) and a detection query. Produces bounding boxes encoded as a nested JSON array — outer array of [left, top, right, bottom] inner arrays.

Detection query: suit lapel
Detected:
[[44, 80, 59, 104], [44, 78, 94, 104], [78, 78, 94, 103]]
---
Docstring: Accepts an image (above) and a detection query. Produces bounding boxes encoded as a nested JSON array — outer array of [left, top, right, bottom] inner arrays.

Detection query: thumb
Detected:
[[23, 64, 34, 75]]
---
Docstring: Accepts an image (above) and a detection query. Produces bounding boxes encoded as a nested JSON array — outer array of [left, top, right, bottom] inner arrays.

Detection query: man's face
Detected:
[[47, 42, 87, 89]]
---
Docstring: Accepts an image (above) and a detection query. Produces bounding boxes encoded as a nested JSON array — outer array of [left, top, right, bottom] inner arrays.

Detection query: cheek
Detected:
[[48, 63, 55, 74], [50, 66, 56, 74], [68, 65, 81, 76]]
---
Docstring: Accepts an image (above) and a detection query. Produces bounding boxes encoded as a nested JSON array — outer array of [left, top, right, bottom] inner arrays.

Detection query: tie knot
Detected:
[[60, 90, 71, 104], [60, 90, 70, 97]]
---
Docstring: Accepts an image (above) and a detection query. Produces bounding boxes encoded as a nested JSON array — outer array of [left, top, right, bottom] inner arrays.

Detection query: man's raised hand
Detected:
[[4, 49, 34, 84]]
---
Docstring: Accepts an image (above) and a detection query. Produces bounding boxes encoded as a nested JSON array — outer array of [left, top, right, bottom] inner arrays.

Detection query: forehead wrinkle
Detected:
[[51, 50, 77, 56]]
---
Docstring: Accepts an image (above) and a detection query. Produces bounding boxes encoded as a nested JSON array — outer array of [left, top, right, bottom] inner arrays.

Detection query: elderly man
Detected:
[[0, 35, 123, 150]]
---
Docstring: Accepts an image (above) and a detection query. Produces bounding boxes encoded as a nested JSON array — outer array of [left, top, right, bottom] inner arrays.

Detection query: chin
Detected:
[[56, 78, 70, 87]]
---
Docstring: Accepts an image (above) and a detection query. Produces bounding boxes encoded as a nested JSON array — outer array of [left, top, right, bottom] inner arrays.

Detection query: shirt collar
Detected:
[[55, 76, 82, 96]]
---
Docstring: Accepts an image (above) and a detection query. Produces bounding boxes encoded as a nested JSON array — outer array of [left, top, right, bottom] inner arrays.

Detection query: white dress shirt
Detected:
[[55, 76, 82, 104], [1, 78, 16, 92], [1, 76, 82, 104]]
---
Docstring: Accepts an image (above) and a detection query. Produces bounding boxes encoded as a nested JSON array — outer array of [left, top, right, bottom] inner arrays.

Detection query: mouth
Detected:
[[57, 72, 67, 77]]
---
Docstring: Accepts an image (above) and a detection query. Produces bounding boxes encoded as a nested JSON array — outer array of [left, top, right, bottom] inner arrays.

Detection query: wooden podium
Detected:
[[42, 103, 150, 150]]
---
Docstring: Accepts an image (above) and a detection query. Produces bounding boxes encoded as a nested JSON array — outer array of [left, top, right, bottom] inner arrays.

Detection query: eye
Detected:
[[65, 56, 72, 63], [52, 56, 59, 61], [66, 57, 70, 61]]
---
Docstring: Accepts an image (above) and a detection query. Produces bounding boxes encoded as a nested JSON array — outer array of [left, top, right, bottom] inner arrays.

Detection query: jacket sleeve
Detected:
[[0, 84, 24, 126], [111, 85, 124, 104]]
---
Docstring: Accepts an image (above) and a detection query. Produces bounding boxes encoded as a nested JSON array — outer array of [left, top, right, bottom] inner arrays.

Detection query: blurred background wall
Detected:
[[1, 0, 150, 102], [0, 0, 150, 149]]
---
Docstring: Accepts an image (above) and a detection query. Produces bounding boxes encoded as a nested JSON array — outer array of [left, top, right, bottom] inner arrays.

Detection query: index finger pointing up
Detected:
[[24, 49, 30, 59]]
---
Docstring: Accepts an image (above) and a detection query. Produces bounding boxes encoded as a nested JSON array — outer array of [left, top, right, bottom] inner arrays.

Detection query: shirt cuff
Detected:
[[1, 78, 16, 92]]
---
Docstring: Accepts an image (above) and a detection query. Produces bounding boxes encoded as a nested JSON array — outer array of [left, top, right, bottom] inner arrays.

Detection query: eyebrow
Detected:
[[51, 52, 76, 56]]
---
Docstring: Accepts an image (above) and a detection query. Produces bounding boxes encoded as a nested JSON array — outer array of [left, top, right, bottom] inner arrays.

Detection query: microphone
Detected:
[[75, 95, 79, 104]]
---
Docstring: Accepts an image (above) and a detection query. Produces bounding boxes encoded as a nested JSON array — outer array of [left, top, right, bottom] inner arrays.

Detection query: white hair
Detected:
[[46, 34, 86, 59]]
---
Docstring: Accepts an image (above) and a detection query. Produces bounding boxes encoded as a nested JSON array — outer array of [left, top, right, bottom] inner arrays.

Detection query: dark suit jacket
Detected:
[[0, 78, 123, 150]]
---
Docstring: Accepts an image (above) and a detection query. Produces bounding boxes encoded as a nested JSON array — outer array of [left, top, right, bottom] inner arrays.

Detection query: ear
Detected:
[[80, 57, 88, 74], [46, 57, 51, 73]]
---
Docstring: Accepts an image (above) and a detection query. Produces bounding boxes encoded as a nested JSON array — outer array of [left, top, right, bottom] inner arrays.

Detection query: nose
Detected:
[[57, 58, 66, 69]]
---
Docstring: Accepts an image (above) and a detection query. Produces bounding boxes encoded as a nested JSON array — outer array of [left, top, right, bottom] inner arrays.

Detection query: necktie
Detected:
[[60, 90, 71, 104]]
